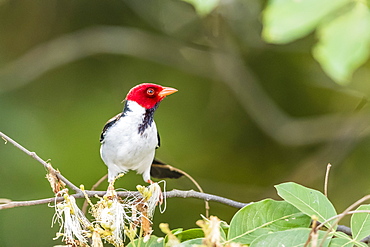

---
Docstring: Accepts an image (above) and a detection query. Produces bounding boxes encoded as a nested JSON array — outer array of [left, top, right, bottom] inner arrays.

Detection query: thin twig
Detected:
[[319, 210, 370, 227], [318, 210, 370, 243], [0, 189, 248, 210], [317, 194, 370, 246], [166, 166, 211, 218], [0, 197, 63, 210], [324, 163, 331, 197], [164, 189, 248, 208], [318, 194, 370, 231], [0, 132, 80, 193]]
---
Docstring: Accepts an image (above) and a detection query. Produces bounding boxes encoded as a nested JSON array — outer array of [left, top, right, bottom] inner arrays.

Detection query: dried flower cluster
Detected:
[[51, 182, 163, 247]]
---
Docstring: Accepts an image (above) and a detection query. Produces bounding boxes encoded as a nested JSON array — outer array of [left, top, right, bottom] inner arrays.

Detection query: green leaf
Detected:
[[275, 182, 337, 229], [328, 238, 354, 247], [313, 3, 370, 84], [182, 0, 219, 16], [227, 199, 311, 244], [356, 242, 368, 247], [351, 204, 370, 241], [163, 228, 183, 245], [174, 228, 204, 242], [177, 238, 204, 246], [329, 232, 355, 247], [250, 228, 331, 247], [262, 0, 351, 44], [329, 235, 367, 247], [329, 231, 368, 247], [219, 222, 227, 242], [126, 235, 163, 247]]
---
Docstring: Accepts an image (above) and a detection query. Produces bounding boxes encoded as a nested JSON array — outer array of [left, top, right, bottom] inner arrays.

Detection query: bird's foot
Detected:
[[105, 181, 116, 199], [107, 174, 124, 190], [106, 174, 124, 198], [107, 181, 115, 191]]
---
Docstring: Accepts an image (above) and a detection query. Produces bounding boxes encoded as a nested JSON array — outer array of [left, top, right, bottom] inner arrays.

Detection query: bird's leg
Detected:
[[106, 181, 116, 199], [107, 181, 115, 192], [107, 174, 124, 193]]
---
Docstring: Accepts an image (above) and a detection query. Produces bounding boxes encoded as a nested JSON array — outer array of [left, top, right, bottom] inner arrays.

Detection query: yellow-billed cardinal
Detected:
[[100, 83, 181, 184]]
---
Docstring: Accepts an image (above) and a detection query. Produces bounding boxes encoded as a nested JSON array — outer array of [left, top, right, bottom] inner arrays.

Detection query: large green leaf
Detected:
[[275, 182, 337, 229], [313, 3, 370, 84], [262, 0, 351, 44], [227, 199, 311, 244], [250, 228, 331, 247], [329, 231, 365, 247], [351, 204, 370, 242]]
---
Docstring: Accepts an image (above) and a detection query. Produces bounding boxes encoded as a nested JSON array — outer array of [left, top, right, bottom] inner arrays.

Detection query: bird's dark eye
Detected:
[[146, 88, 155, 96]]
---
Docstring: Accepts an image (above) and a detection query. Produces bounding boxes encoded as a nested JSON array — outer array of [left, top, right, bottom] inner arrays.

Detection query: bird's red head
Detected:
[[126, 83, 178, 109]]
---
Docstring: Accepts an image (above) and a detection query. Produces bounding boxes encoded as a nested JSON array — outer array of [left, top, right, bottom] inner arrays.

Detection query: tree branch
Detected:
[[0, 189, 248, 210], [0, 131, 249, 210], [164, 189, 248, 208], [0, 197, 60, 210]]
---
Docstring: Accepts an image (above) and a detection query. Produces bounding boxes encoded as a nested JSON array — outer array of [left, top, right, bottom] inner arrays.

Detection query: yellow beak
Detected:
[[158, 87, 178, 97]]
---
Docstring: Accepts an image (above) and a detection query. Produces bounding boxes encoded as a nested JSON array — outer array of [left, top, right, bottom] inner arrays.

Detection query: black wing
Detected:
[[150, 158, 184, 179], [100, 112, 123, 143], [156, 131, 160, 149]]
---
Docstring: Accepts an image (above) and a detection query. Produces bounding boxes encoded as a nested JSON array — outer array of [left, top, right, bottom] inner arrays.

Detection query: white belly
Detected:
[[100, 113, 158, 182]]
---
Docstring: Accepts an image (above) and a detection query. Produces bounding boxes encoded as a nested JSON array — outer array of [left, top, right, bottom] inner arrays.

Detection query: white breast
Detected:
[[100, 101, 158, 182]]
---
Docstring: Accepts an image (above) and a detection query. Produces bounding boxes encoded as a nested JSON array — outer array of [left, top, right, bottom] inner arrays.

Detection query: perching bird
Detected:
[[100, 83, 182, 184]]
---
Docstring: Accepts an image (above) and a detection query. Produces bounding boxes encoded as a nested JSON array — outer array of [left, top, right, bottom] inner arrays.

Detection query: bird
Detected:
[[100, 83, 182, 185]]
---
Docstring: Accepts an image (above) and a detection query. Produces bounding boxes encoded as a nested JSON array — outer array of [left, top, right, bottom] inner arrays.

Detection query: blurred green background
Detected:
[[1, 0, 370, 246]]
